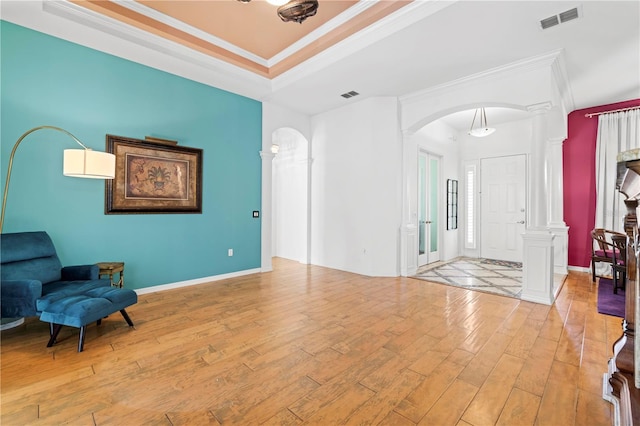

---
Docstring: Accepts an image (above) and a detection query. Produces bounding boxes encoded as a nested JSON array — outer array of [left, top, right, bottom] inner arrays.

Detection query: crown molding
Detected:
[[549, 49, 575, 113], [400, 49, 567, 106], [268, 0, 379, 67], [270, 0, 456, 93], [115, 0, 268, 67], [77, 0, 381, 69], [526, 101, 553, 113], [27, 0, 271, 100]]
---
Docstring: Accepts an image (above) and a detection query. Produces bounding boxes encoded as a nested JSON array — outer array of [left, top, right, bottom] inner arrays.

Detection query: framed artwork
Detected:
[[105, 135, 203, 214], [446, 179, 458, 230]]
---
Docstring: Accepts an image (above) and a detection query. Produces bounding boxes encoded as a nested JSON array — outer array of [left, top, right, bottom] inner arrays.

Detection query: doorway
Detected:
[[271, 128, 309, 264], [418, 151, 441, 267], [480, 154, 527, 262]]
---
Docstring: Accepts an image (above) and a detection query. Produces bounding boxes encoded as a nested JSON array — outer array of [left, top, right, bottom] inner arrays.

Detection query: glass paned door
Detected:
[[418, 152, 440, 266]]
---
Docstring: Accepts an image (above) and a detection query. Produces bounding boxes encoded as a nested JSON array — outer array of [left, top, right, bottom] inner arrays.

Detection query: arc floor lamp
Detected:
[[0, 125, 116, 330]]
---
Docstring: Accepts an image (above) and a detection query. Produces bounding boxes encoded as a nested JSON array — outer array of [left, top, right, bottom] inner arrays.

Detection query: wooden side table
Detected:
[[97, 262, 125, 288]]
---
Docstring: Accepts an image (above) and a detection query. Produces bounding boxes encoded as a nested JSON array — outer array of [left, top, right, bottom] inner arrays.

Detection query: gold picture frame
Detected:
[[105, 135, 202, 214]]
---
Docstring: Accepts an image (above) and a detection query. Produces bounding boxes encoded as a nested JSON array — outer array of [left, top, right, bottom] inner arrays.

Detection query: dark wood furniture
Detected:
[[611, 234, 628, 294], [591, 228, 626, 282], [97, 262, 125, 288], [605, 153, 640, 425]]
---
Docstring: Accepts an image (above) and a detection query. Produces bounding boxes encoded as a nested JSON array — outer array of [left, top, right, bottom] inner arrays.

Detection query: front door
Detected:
[[480, 154, 526, 262], [418, 152, 440, 266]]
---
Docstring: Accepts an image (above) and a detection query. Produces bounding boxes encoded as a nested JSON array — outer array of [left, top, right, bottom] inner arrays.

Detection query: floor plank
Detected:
[[0, 259, 616, 425]]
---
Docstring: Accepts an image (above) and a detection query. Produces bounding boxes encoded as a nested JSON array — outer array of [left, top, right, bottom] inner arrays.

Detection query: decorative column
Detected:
[[400, 130, 418, 276], [547, 137, 569, 276], [303, 156, 313, 265], [260, 150, 276, 272], [521, 102, 556, 305]]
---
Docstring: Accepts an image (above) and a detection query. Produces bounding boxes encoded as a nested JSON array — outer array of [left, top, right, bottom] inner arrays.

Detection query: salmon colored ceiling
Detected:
[[71, 0, 412, 78]]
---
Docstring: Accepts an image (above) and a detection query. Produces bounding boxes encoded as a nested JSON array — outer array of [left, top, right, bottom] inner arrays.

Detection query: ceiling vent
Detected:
[[540, 6, 580, 30], [340, 91, 360, 99], [559, 7, 579, 23]]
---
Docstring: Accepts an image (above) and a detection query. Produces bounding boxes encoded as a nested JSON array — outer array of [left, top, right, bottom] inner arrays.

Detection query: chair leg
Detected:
[[592, 262, 596, 282], [47, 324, 63, 347], [120, 309, 134, 327], [78, 326, 86, 352]]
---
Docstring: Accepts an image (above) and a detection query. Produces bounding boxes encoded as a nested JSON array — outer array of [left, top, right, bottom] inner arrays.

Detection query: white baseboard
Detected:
[[134, 268, 262, 295], [568, 265, 590, 273]]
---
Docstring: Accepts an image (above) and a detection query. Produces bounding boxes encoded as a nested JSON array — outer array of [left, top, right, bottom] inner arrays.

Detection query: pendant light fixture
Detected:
[[468, 108, 496, 137], [237, 0, 319, 24], [277, 0, 319, 23]]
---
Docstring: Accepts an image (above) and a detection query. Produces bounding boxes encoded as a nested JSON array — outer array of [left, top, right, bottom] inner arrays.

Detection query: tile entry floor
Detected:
[[412, 257, 523, 299]]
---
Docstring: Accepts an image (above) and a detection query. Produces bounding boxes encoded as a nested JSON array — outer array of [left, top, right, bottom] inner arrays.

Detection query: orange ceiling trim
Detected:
[[70, 0, 412, 80], [72, 0, 270, 77], [268, 0, 413, 78]]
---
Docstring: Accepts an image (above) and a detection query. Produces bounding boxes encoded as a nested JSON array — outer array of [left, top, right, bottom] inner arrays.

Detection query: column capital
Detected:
[[402, 129, 416, 139], [526, 102, 552, 114], [259, 150, 276, 160], [548, 137, 565, 146]]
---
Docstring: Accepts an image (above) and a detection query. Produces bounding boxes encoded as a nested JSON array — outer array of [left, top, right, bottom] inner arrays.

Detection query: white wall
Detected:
[[263, 102, 311, 150], [272, 128, 308, 263], [310, 97, 402, 276], [414, 120, 461, 262]]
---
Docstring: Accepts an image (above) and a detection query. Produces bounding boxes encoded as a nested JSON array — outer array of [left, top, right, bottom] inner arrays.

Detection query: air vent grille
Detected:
[[540, 6, 580, 30], [559, 7, 579, 23], [540, 15, 559, 29], [341, 90, 359, 99]]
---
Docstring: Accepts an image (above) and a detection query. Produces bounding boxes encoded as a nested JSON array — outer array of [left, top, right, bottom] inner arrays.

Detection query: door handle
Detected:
[[517, 220, 525, 224]]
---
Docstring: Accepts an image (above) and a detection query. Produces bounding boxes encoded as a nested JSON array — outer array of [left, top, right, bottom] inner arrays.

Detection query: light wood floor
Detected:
[[1, 258, 619, 425]]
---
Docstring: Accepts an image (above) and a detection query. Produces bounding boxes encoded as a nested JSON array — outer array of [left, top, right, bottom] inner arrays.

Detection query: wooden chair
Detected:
[[590, 228, 625, 282], [610, 234, 627, 294]]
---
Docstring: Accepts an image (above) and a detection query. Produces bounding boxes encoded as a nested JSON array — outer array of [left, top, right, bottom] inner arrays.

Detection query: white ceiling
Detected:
[[265, 0, 640, 116], [2, 1, 639, 122]]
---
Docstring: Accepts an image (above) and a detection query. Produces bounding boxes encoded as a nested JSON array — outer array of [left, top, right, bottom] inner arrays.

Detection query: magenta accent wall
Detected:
[[564, 98, 640, 268]]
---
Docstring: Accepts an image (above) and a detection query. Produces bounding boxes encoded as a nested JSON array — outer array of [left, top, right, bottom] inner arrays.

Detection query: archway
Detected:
[[271, 127, 310, 264]]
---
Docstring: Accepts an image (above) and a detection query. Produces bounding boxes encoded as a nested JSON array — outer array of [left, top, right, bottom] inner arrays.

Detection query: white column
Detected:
[[303, 156, 313, 265], [547, 137, 569, 276], [528, 102, 551, 230], [260, 150, 275, 272], [400, 130, 418, 276], [521, 102, 556, 305]]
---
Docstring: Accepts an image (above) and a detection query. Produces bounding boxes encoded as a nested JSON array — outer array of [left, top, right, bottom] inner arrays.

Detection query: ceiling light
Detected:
[[468, 108, 496, 137], [237, 0, 318, 24], [277, 0, 319, 23]]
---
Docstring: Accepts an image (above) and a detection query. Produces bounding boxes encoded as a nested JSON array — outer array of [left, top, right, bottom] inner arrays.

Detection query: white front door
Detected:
[[418, 152, 440, 266], [480, 154, 526, 262]]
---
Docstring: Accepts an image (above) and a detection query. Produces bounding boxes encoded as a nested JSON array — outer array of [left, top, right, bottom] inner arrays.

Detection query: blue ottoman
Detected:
[[39, 287, 137, 352]]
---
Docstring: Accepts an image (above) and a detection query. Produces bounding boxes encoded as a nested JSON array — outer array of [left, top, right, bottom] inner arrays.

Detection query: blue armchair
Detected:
[[0, 231, 110, 318]]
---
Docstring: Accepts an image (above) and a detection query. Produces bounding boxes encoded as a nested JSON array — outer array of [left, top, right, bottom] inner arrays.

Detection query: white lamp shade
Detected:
[[468, 127, 496, 137], [63, 149, 116, 179]]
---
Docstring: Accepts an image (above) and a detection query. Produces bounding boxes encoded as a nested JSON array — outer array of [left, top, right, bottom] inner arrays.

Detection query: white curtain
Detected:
[[594, 108, 640, 232]]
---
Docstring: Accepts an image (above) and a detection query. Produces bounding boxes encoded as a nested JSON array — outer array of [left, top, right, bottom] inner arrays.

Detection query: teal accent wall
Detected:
[[0, 21, 262, 289]]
